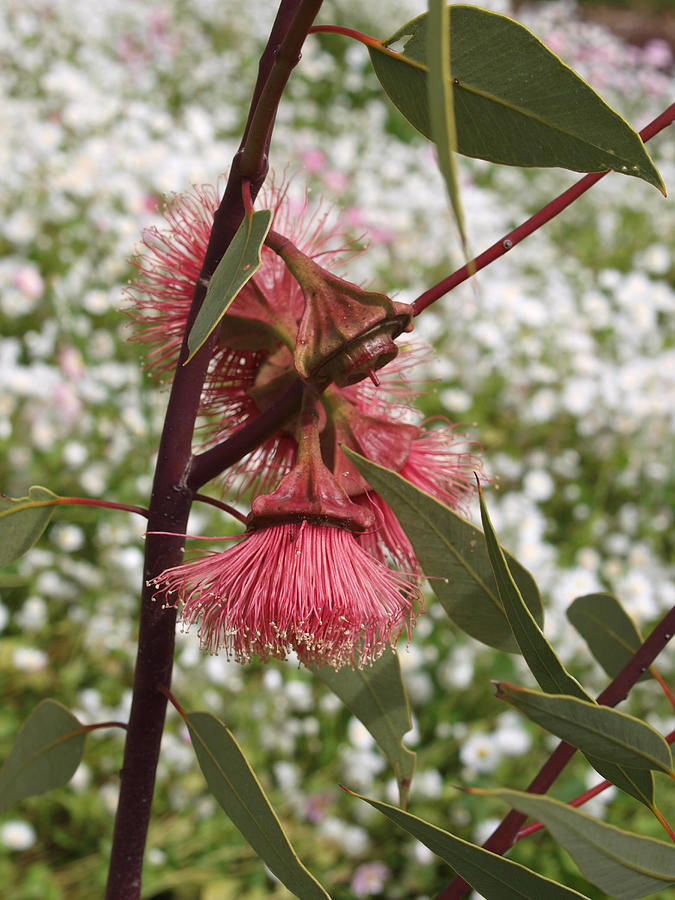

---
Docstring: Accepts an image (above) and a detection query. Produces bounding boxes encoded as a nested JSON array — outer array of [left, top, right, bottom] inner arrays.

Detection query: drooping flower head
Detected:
[[132, 175, 483, 623], [152, 397, 422, 669]]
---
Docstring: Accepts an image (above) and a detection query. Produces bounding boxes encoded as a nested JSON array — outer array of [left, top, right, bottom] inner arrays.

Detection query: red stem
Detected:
[[83, 721, 129, 733], [436, 604, 675, 899], [156, 683, 187, 719], [652, 666, 675, 715], [653, 806, 675, 844], [242, 178, 253, 217], [57, 497, 149, 518], [517, 729, 675, 839], [192, 492, 248, 524], [413, 103, 675, 316], [308, 24, 380, 48]]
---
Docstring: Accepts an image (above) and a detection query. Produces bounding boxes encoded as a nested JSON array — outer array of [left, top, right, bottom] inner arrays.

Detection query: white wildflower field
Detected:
[[1, 0, 673, 897]]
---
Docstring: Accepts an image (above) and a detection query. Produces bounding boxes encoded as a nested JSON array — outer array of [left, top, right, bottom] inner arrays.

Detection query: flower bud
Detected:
[[250, 399, 374, 531], [267, 231, 412, 388]]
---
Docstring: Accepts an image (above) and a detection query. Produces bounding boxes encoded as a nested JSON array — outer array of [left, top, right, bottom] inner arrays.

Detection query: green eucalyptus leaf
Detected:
[[368, 5, 664, 191], [186, 208, 273, 362], [347, 789, 590, 899], [495, 683, 674, 776], [479, 489, 655, 807], [313, 651, 416, 807], [567, 593, 647, 680], [0, 485, 59, 567], [476, 787, 675, 899], [478, 487, 588, 699], [186, 711, 330, 900], [583, 758, 654, 810], [343, 449, 542, 653], [427, 0, 466, 249], [0, 700, 86, 813]]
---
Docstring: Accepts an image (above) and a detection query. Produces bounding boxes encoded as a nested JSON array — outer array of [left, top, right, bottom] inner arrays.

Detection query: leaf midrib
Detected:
[[372, 43, 643, 166]]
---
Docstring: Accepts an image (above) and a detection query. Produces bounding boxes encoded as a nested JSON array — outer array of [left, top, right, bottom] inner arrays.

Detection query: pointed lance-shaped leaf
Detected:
[[343, 448, 543, 653], [313, 651, 416, 808], [567, 593, 648, 681], [186, 208, 273, 362], [368, 5, 664, 192], [346, 788, 591, 899], [495, 683, 674, 777], [0, 485, 60, 567], [479, 489, 657, 807], [0, 700, 86, 814], [478, 484, 589, 699], [474, 787, 675, 899], [186, 711, 330, 900], [426, 0, 467, 252]]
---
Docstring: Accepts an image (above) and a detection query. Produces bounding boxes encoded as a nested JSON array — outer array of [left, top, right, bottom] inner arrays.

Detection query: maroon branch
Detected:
[[414, 103, 674, 315], [104, 3, 323, 897]]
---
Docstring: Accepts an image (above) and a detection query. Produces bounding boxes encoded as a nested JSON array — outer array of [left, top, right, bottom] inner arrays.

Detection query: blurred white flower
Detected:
[[523, 469, 555, 502], [13, 646, 48, 672], [348, 717, 375, 750], [440, 387, 472, 413], [0, 601, 10, 632], [52, 524, 85, 552], [15, 596, 48, 632], [273, 760, 300, 792], [438, 645, 475, 691], [69, 762, 92, 792], [341, 748, 386, 790], [319, 817, 370, 856], [147, 848, 167, 866], [0, 820, 36, 851], [460, 733, 499, 775], [494, 712, 531, 757]]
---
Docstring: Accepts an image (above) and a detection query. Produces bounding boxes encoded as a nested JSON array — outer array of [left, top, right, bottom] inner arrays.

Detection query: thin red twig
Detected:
[[192, 493, 248, 524], [57, 497, 149, 518], [516, 729, 675, 840], [414, 103, 675, 316]]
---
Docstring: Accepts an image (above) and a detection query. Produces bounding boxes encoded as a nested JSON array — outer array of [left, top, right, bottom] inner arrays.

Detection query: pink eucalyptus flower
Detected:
[[400, 423, 478, 515], [127, 177, 355, 492], [154, 520, 420, 669], [153, 404, 422, 669], [129, 177, 482, 576]]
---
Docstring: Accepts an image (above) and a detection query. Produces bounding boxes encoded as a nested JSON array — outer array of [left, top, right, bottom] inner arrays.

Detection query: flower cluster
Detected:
[[132, 178, 481, 667]]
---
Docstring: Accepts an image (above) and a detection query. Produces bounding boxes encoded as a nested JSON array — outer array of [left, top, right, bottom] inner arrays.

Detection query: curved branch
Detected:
[[414, 103, 674, 316], [193, 492, 248, 524], [187, 377, 304, 491]]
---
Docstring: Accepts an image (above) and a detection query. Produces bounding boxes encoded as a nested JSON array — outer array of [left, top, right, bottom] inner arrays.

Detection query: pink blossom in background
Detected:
[[642, 39, 673, 70], [301, 148, 327, 173], [13, 265, 44, 301], [351, 861, 390, 897]]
